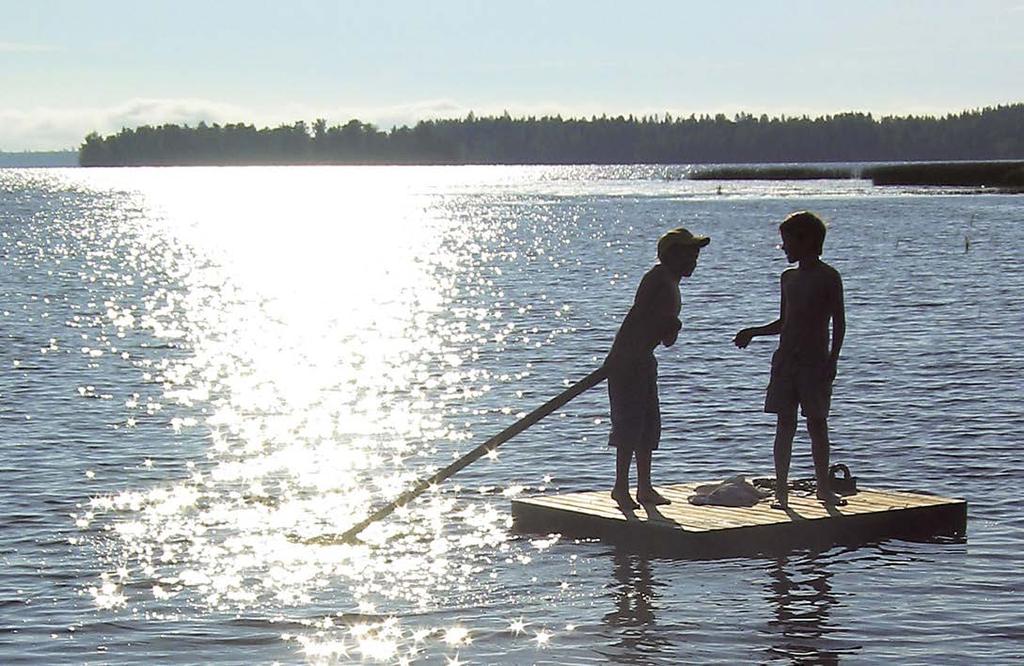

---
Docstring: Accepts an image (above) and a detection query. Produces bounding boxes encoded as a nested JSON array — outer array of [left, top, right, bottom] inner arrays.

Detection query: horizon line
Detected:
[[5, 100, 1022, 153]]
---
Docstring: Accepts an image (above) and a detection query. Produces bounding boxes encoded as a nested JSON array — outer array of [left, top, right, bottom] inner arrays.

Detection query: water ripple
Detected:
[[1, 166, 1022, 663]]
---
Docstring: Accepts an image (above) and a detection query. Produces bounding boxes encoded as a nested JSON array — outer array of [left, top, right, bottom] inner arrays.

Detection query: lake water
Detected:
[[1, 165, 1022, 664]]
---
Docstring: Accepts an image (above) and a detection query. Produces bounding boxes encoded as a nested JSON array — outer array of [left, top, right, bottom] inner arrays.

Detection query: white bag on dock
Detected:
[[688, 475, 770, 507]]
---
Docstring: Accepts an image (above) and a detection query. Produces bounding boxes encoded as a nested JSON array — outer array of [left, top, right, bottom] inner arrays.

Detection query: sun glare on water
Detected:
[[63, 167, 558, 661]]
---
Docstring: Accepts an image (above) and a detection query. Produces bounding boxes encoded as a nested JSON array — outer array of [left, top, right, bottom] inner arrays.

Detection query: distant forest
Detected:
[[79, 104, 1024, 166]]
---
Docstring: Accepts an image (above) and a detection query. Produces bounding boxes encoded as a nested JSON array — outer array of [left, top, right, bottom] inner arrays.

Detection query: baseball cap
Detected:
[[657, 227, 710, 260]]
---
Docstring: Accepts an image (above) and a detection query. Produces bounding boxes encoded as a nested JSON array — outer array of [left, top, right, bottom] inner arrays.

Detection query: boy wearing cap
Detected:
[[734, 211, 846, 508], [606, 227, 710, 509]]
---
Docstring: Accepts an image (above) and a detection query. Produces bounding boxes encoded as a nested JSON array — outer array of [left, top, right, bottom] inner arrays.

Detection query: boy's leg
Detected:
[[614, 447, 631, 491], [612, 447, 639, 509], [808, 417, 844, 504], [635, 450, 669, 505], [635, 371, 668, 505], [765, 356, 798, 508], [773, 411, 797, 508]]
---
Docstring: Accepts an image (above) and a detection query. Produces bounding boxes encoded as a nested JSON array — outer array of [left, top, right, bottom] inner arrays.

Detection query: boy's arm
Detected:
[[828, 273, 846, 377], [662, 315, 683, 347], [734, 320, 782, 348], [734, 274, 785, 348], [635, 270, 681, 345]]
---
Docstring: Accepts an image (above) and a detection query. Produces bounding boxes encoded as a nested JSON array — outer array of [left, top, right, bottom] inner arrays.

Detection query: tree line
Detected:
[[79, 104, 1024, 166]]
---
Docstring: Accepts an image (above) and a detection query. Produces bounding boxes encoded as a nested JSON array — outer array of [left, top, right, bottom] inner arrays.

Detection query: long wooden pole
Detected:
[[321, 365, 607, 544]]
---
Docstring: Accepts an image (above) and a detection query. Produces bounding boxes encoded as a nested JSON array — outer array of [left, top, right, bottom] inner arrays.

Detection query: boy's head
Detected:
[[779, 211, 826, 261], [657, 227, 710, 277]]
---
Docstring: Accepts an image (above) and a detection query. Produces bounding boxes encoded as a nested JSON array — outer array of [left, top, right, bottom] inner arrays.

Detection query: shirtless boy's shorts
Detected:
[[607, 357, 661, 452], [764, 351, 832, 419]]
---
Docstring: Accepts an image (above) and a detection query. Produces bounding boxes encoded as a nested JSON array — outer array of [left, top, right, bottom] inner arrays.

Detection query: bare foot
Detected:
[[611, 488, 639, 510], [771, 491, 788, 510], [637, 488, 671, 505], [817, 492, 847, 506]]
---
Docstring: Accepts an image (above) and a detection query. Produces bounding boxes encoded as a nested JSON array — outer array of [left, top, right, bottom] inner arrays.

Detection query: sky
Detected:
[[3, 0, 1024, 150]]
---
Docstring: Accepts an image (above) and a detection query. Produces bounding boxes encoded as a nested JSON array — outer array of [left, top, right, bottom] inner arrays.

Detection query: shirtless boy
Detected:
[[606, 227, 709, 509], [734, 211, 846, 508]]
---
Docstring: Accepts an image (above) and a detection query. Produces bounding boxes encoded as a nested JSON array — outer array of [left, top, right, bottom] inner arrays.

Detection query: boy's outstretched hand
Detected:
[[734, 328, 754, 348], [662, 318, 682, 347]]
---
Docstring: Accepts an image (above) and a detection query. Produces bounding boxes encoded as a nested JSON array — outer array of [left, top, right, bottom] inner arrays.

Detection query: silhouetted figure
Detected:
[[606, 227, 710, 509], [734, 212, 846, 509]]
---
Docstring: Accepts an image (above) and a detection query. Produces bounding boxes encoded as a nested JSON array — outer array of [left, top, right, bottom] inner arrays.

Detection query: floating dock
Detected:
[[511, 481, 966, 557]]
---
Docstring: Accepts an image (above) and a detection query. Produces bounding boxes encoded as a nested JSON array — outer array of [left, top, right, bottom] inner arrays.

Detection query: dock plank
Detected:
[[511, 480, 966, 557]]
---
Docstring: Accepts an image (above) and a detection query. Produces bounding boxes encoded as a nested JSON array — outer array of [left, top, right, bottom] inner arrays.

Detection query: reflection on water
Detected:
[[601, 550, 672, 664], [597, 549, 863, 666], [605, 551, 656, 627], [1, 166, 1022, 663], [764, 553, 857, 664]]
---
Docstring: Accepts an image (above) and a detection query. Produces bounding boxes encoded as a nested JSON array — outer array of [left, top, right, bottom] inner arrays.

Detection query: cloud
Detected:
[[0, 98, 251, 151], [0, 41, 57, 53], [0, 97, 481, 150], [317, 99, 655, 128], [335, 99, 469, 129], [103, 98, 251, 132]]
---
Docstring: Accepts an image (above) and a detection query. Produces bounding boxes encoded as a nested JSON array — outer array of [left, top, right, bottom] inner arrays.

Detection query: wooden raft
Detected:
[[511, 481, 966, 557]]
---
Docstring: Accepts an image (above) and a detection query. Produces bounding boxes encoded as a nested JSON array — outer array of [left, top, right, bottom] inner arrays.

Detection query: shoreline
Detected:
[[690, 160, 1024, 189], [21, 157, 1020, 190]]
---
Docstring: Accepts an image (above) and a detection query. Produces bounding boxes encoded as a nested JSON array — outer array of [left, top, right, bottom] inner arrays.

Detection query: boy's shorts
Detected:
[[607, 357, 661, 452], [764, 351, 832, 419]]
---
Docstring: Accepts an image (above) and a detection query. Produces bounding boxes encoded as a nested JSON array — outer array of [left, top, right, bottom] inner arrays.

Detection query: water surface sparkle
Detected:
[[1, 165, 1021, 663]]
